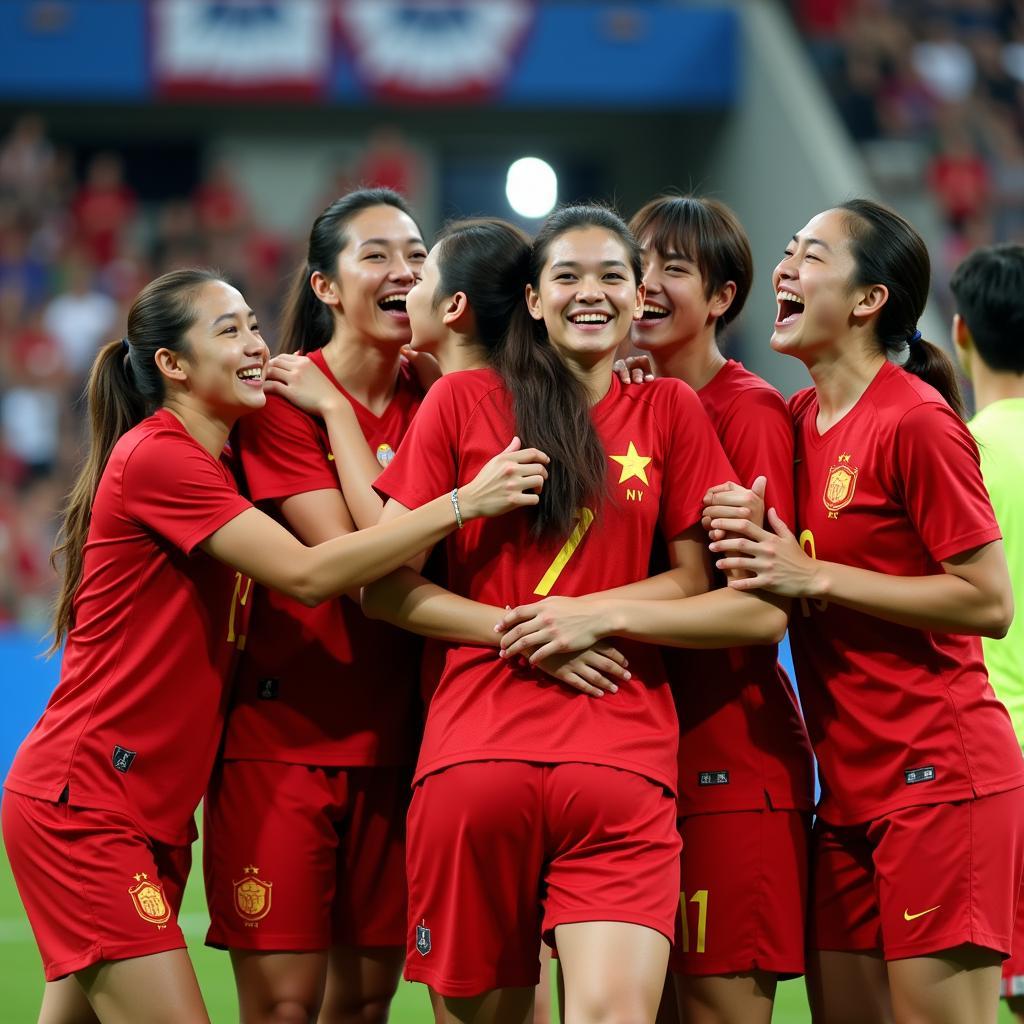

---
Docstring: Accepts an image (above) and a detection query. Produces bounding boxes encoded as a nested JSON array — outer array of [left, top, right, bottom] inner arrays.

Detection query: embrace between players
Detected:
[[3, 188, 1023, 1024]]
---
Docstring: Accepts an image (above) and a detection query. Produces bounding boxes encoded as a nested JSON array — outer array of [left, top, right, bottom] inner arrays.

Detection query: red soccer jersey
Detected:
[[789, 360, 1024, 825], [374, 368, 735, 791], [668, 361, 815, 814], [221, 351, 424, 766], [4, 410, 251, 845]]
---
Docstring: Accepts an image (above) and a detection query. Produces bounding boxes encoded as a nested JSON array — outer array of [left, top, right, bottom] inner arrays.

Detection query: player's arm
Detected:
[[265, 352, 386, 529], [498, 526, 789, 662], [202, 438, 546, 607], [709, 509, 1012, 638], [362, 499, 630, 697]]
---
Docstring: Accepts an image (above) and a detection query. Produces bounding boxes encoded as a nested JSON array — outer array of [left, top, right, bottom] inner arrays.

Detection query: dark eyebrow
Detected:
[[212, 309, 255, 327], [550, 259, 629, 270], [792, 234, 832, 253], [357, 236, 426, 248]]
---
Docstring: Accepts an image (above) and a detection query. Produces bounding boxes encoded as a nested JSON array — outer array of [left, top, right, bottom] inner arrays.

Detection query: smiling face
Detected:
[[174, 279, 269, 414], [405, 244, 445, 353], [526, 226, 643, 368], [327, 204, 426, 346], [771, 208, 868, 358], [632, 241, 720, 354]]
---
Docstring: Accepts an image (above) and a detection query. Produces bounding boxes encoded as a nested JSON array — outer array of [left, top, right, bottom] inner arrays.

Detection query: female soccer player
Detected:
[[625, 195, 815, 1024], [701, 199, 1024, 1024], [362, 205, 789, 1024], [0, 268, 548, 1024], [201, 187, 433, 1024]]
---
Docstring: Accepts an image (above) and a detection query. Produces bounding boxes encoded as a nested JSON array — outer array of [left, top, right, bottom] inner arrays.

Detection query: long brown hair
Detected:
[[491, 205, 640, 538], [839, 199, 966, 418], [278, 187, 419, 355], [50, 268, 224, 652]]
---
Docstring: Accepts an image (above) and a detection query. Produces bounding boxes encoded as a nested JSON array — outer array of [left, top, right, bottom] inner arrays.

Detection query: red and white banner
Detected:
[[151, 0, 331, 100], [336, 0, 535, 103]]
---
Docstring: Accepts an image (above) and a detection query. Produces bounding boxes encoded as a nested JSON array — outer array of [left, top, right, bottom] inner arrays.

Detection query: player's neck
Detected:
[[970, 360, 1024, 414], [434, 332, 487, 376], [651, 332, 726, 392], [160, 397, 233, 458], [320, 333, 400, 415], [806, 343, 887, 431], [562, 349, 617, 405]]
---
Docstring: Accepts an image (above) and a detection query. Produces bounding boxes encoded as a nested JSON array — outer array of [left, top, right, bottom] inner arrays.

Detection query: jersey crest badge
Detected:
[[376, 443, 395, 468], [823, 460, 857, 518], [129, 872, 171, 925], [233, 865, 272, 922], [416, 921, 432, 956], [112, 745, 136, 773]]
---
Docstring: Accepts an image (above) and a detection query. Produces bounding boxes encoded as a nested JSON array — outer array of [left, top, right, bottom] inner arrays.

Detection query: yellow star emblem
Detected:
[[610, 441, 651, 485]]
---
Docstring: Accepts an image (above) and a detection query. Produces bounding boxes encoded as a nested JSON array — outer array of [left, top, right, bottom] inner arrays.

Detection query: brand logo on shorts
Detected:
[[416, 921, 431, 956], [257, 678, 279, 700], [128, 872, 171, 926], [903, 904, 941, 922], [904, 765, 936, 785], [698, 771, 730, 786], [376, 443, 395, 468], [112, 745, 136, 773], [233, 865, 272, 923]]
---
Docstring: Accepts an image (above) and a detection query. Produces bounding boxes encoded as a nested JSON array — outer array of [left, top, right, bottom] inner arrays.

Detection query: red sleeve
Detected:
[[893, 402, 1002, 562], [658, 382, 736, 540], [374, 376, 460, 509], [236, 395, 337, 503], [717, 388, 795, 526], [122, 434, 252, 555]]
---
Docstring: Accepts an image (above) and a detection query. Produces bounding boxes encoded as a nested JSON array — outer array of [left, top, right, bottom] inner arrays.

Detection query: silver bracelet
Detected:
[[450, 487, 464, 529]]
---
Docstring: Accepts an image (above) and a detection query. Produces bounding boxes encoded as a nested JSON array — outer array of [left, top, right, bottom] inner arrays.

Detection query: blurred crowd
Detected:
[[0, 115, 419, 629], [793, 0, 1024, 279]]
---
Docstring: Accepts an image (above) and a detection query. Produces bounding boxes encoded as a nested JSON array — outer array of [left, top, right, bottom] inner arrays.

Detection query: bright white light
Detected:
[[506, 157, 557, 219]]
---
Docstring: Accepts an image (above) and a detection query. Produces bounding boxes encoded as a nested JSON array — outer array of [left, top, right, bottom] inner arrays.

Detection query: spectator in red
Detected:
[[928, 126, 992, 231], [71, 152, 137, 269]]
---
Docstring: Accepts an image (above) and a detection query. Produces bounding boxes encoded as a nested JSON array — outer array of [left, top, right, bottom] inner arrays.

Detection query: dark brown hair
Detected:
[[50, 269, 224, 652], [839, 199, 965, 418], [630, 194, 753, 335], [279, 187, 419, 355], [497, 204, 640, 537]]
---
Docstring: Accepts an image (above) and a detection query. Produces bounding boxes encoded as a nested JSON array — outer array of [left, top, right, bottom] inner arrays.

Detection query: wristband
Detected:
[[450, 487, 464, 529]]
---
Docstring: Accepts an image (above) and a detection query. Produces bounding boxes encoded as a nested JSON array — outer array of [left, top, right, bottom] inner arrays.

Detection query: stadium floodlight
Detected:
[[505, 157, 557, 219]]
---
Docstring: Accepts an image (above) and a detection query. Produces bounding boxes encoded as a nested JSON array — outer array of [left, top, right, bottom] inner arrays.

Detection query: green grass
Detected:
[[0, 836, 1015, 1023]]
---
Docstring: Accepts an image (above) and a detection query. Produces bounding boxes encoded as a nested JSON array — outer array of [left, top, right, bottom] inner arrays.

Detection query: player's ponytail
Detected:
[[279, 187, 419, 354], [839, 199, 966, 419], [50, 268, 224, 653]]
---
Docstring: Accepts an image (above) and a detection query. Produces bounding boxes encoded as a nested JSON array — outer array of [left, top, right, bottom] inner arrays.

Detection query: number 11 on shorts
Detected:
[[679, 889, 708, 953]]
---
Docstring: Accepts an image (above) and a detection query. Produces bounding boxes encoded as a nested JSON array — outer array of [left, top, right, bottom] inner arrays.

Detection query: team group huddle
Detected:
[[2, 184, 1023, 1024]]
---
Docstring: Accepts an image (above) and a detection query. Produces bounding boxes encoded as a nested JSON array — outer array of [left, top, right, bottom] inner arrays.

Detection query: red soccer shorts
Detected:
[[404, 760, 680, 997], [1001, 878, 1024, 998], [1, 789, 189, 981], [203, 760, 410, 950], [669, 809, 810, 977], [812, 787, 1024, 961]]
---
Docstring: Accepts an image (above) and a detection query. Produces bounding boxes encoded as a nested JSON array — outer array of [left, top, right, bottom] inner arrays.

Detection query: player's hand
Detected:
[[532, 642, 630, 698], [613, 354, 655, 385], [707, 507, 822, 597], [496, 595, 612, 662], [401, 345, 442, 391], [701, 476, 766, 541], [264, 353, 348, 417], [458, 437, 549, 520]]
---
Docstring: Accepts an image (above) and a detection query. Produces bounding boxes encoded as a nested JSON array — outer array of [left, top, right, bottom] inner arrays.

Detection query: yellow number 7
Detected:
[[534, 508, 594, 597]]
